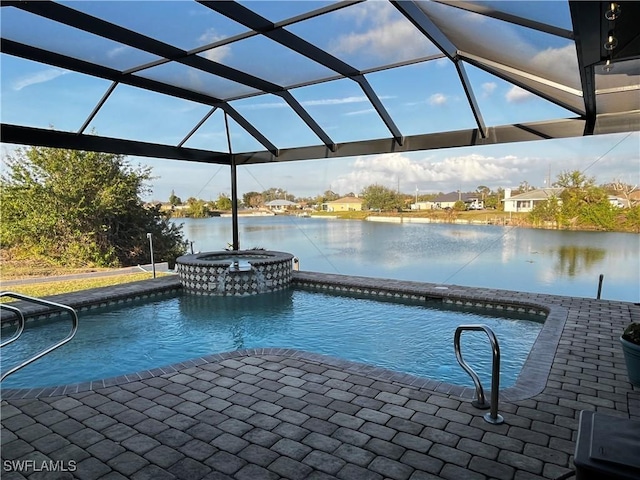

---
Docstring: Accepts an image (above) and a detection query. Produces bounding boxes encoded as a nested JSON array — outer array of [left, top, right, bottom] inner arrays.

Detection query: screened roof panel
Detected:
[[237, 0, 338, 23], [1, 6, 161, 71], [0, 54, 112, 132], [88, 84, 214, 145], [225, 115, 271, 153], [59, 1, 249, 51], [134, 61, 261, 100], [416, 1, 582, 91], [286, 1, 441, 72], [452, 1, 574, 31], [197, 35, 337, 88], [462, 53, 585, 115], [464, 62, 580, 126], [182, 109, 231, 153], [290, 78, 391, 144], [1, 1, 638, 165], [230, 95, 323, 149], [365, 60, 477, 136]]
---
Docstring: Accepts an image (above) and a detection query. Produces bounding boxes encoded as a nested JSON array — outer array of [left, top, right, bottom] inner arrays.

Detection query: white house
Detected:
[[264, 199, 298, 212], [502, 188, 564, 213]]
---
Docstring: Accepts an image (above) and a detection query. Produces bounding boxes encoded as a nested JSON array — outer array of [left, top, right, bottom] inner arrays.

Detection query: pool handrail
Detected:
[[0, 291, 79, 382], [454, 324, 504, 425], [0, 303, 25, 348]]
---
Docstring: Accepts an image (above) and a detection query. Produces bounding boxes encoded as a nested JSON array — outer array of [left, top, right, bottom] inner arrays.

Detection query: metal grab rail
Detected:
[[0, 304, 25, 348], [454, 324, 504, 425], [0, 292, 79, 382]]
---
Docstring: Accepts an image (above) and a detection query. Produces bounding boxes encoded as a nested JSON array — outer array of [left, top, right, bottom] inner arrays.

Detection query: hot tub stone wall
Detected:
[[176, 251, 293, 296]]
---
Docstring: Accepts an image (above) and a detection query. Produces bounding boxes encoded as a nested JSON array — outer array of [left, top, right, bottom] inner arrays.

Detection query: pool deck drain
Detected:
[[1, 272, 639, 480]]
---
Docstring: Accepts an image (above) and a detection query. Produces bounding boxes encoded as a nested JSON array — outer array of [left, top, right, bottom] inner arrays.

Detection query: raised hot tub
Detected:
[[175, 250, 294, 296]]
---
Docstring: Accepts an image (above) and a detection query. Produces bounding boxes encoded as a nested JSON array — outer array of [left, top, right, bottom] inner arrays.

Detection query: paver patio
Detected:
[[1, 273, 638, 479]]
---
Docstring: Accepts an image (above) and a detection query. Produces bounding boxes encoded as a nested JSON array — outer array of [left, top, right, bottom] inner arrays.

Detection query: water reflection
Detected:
[[176, 217, 639, 302], [552, 245, 606, 277]]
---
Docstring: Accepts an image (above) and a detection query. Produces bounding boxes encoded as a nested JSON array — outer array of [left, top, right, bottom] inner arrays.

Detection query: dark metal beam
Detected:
[[1, 39, 226, 106], [178, 107, 217, 148], [278, 91, 336, 152], [391, 0, 458, 60], [8, 0, 289, 150], [9, 0, 284, 95], [568, 1, 599, 135], [460, 54, 585, 117], [220, 104, 279, 156], [455, 62, 487, 139], [200, 0, 403, 145], [78, 81, 118, 134], [232, 117, 591, 165], [356, 76, 404, 145], [4, 111, 637, 167], [1, 124, 230, 164]]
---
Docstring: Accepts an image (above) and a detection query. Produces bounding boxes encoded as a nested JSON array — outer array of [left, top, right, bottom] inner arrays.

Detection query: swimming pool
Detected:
[[0, 290, 543, 390]]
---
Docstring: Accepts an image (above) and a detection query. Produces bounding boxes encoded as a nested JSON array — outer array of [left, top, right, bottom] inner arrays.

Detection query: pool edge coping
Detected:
[[1, 272, 573, 403]]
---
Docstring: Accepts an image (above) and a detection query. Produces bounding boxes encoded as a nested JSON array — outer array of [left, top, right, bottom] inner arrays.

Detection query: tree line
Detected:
[[2, 146, 637, 270]]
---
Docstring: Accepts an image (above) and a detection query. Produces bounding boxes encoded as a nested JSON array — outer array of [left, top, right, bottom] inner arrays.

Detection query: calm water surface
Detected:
[[177, 216, 639, 302]]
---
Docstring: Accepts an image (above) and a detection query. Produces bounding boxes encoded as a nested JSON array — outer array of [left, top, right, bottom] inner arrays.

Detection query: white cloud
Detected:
[[330, 1, 437, 62], [331, 152, 528, 195], [344, 108, 376, 116], [529, 44, 580, 87], [429, 93, 447, 106], [482, 82, 497, 98], [12, 68, 70, 91], [302, 96, 369, 107], [199, 29, 232, 62], [505, 86, 533, 103], [107, 46, 129, 59]]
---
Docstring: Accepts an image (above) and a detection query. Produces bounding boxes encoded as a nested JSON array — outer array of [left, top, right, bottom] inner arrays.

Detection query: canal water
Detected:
[[175, 216, 639, 303]]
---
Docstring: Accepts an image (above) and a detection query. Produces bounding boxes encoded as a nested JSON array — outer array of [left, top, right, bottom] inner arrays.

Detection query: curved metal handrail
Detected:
[[0, 292, 79, 382], [0, 303, 26, 347], [454, 324, 504, 424]]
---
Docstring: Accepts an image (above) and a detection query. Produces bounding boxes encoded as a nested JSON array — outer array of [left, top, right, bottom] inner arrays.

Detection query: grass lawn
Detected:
[[1, 272, 167, 300], [1, 251, 168, 299]]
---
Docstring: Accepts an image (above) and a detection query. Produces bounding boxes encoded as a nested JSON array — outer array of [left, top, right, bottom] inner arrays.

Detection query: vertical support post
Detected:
[[147, 233, 156, 278], [230, 157, 239, 251], [225, 112, 239, 251], [597, 274, 604, 299]]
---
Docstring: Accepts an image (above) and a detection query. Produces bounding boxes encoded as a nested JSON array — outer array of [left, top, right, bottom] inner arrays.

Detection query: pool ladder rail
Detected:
[[454, 324, 504, 425], [0, 291, 79, 382]]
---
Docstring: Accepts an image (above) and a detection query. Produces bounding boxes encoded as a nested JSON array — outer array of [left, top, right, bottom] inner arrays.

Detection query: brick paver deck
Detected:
[[2, 273, 638, 479]]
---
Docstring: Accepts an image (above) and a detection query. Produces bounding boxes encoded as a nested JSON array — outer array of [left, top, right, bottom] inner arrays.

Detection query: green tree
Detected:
[[624, 205, 640, 232], [243, 191, 262, 208], [553, 170, 594, 189], [322, 190, 340, 202], [1, 146, 186, 267], [168, 189, 182, 206], [529, 195, 562, 227], [553, 170, 614, 230], [360, 184, 403, 211], [216, 193, 232, 211], [476, 185, 490, 202], [453, 200, 466, 211], [185, 197, 211, 218]]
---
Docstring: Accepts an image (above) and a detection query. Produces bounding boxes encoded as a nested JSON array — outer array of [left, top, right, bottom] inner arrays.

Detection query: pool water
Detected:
[[0, 290, 543, 390]]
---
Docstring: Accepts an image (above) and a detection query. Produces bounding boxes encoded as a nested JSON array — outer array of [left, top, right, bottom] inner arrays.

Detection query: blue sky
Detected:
[[1, 1, 638, 201]]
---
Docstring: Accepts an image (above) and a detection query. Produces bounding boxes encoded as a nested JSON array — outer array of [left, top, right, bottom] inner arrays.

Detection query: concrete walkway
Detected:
[[1, 274, 639, 480]]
